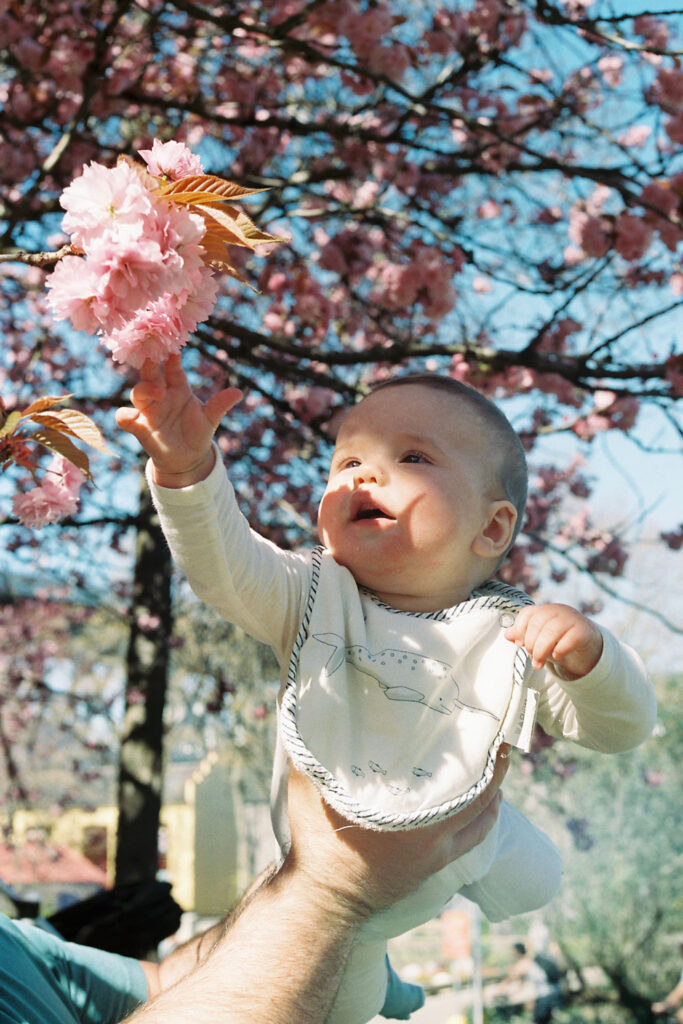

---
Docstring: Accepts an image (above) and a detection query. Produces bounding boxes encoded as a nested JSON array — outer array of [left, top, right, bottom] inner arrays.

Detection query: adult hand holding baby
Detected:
[[286, 742, 511, 921]]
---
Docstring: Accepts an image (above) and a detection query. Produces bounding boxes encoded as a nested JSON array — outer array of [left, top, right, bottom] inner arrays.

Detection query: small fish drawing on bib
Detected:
[[313, 633, 497, 720]]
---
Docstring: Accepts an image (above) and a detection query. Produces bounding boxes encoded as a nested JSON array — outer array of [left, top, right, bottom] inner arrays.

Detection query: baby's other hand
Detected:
[[505, 603, 603, 678]]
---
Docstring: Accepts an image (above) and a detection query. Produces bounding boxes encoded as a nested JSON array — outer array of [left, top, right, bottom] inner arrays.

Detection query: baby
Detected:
[[118, 358, 656, 1024]]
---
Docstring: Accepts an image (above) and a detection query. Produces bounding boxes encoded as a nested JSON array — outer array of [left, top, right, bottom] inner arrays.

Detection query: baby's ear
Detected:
[[471, 500, 517, 559]]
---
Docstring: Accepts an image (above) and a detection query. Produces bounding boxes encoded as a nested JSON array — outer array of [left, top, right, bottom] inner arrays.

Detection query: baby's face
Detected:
[[318, 384, 508, 611]]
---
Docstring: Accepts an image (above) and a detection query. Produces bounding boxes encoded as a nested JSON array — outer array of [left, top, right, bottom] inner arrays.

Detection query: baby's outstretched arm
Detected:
[[505, 603, 603, 679], [116, 355, 242, 488]]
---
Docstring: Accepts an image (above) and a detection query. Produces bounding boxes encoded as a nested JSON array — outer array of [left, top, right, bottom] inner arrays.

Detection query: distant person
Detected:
[[503, 942, 564, 1024], [118, 359, 656, 1024]]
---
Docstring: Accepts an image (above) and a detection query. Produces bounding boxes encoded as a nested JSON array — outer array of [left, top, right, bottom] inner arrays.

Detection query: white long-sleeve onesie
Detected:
[[148, 455, 656, 1024]]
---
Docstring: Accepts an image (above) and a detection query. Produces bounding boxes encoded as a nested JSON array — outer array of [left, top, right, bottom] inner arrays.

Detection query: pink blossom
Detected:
[[569, 210, 612, 258], [48, 454, 87, 496], [139, 138, 204, 179], [286, 386, 336, 424], [422, 279, 456, 319], [85, 226, 185, 326], [46, 37, 96, 92], [670, 272, 683, 296], [617, 125, 651, 148], [640, 182, 677, 220], [586, 533, 628, 576], [175, 271, 219, 335], [651, 67, 683, 111], [477, 199, 501, 219], [597, 56, 622, 87], [339, 7, 394, 60], [614, 213, 653, 262], [105, 270, 217, 368], [48, 152, 215, 367], [639, 182, 682, 250], [13, 38, 44, 71], [367, 44, 410, 83], [563, 245, 585, 266], [352, 181, 380, 208], [593, 389, 617, 412], [264, 271, 288, 293], [105, 300, 186, 367], [585, 186, 611, 216], [376, 262, 419, 308], [136, 612, 161, 632], [572, 413, 610, 441], [12, 477, 79, 528], [633, 15, 669, 51], [581, 216, 612, 258], [60, 160, 154, 249], [46, 256, 104, 333]]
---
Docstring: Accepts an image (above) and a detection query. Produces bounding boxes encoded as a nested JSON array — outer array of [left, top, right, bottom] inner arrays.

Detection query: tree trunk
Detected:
[[115, 476, 173, 885]]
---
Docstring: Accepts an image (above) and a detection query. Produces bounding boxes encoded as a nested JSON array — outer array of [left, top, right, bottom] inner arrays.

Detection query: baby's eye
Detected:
[[401, 451, 430, 464], [336, 457, 360, 471]]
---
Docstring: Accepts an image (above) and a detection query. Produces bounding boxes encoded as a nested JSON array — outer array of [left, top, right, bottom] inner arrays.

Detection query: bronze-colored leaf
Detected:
[[156, 174, 269, 204], [197, 204, 256, 249], [233, 211, 288, 245], [29, 410, 113, 454], [20, 394, 74, 418], [30, 427, 93, 481]]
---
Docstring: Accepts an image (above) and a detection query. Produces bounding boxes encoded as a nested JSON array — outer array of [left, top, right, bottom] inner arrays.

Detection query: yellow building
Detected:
[[2, 753, 274, 917]]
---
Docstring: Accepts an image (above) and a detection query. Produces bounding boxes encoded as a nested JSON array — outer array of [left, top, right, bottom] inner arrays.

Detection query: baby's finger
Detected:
[[504, 604, 535, 643], [139, 358, 166, 385], [506, 607, 558, 668], [205, 387, 243, 430], [525, 615, 567, 669], [115, 406, 142, 436], [163, 353, 189, 389], [128, 380, 166, 411]]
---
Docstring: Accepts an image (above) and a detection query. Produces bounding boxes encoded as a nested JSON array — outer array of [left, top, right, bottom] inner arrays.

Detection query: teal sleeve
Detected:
[[2, 917, 149, 1024]]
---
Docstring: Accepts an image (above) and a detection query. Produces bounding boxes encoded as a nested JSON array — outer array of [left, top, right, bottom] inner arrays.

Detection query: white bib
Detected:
[[280, 548, 536, 830]]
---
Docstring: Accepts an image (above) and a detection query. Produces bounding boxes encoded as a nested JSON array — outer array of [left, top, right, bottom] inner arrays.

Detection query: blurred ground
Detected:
[[369, 987, 480, 1024]]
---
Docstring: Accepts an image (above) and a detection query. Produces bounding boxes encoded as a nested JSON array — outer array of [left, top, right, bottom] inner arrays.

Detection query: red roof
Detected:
[[0, 841, 107, 885]]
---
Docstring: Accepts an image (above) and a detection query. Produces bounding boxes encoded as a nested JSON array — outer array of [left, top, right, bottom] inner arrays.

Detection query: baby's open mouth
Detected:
[[350, 491, 395, 522], [353, 505, 394, 521]]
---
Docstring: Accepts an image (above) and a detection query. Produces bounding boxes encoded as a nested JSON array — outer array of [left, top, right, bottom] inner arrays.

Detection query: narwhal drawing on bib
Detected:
[[313, 632, 498, 720]]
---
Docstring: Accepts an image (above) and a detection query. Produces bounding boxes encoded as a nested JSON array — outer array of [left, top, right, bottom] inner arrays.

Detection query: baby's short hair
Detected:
[[368, 373, 528, 549]]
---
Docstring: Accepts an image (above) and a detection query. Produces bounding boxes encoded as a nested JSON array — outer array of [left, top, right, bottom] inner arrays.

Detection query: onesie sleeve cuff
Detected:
[[545, 626, 657, 751], [145, 442, 229, 508]]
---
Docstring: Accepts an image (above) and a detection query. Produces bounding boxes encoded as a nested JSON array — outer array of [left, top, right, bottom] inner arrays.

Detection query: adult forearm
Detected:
[[125, 760, 508, 1024], [124, 864, 362, 1024]]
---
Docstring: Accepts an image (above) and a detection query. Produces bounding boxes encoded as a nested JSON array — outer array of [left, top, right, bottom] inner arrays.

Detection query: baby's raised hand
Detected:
[[505, 603, 603, 679], [115, 355, 242, 487]]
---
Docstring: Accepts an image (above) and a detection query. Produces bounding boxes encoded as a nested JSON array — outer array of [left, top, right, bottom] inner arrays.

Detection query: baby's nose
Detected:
[[353, 462, 384, 486]]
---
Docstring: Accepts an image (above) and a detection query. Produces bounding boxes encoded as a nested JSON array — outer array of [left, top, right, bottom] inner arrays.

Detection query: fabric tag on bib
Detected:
[[504, 686, 538, 753]]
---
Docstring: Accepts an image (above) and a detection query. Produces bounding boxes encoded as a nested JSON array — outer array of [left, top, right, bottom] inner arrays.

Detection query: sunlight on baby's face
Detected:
[[317, 385, 508, 611]]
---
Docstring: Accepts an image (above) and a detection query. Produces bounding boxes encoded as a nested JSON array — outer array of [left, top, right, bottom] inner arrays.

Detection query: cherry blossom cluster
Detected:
[[567, 178, 683, 270], [47, 141, 218, 369], [11, 454, 86, 529]]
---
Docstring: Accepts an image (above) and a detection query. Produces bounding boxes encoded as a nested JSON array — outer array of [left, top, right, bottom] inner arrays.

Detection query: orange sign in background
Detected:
[[441, 908, 471, 960]]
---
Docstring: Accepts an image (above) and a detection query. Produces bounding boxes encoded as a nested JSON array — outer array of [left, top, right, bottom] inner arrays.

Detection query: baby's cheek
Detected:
[[317, 487, 344, 546]]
